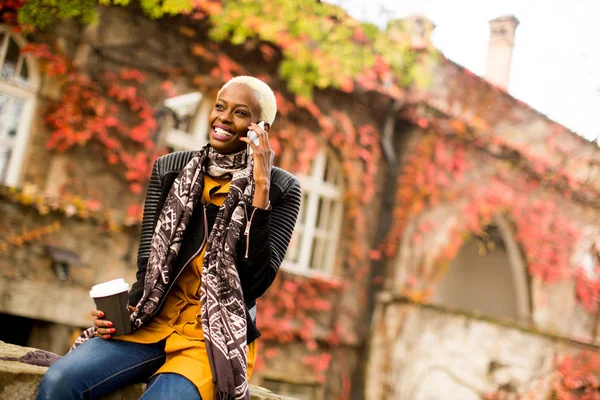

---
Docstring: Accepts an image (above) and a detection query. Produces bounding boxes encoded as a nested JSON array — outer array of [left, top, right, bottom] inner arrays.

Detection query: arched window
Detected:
[[432, 216, 531, 322], [163, 91, 212, 152], [0, 26, 39, 186], [284, 148, 344, 275]]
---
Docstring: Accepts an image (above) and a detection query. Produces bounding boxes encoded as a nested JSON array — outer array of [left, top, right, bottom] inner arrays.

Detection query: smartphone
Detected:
[[247, 121, 264, 155]]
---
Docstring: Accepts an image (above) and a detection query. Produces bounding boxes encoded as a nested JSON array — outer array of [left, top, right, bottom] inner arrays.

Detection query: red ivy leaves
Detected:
[[210, 54, 242, 82], [381, 130, 597, 312], [513, 200, 582, 284], [36, 47, 159, 194], [553, 351, 600, 399], [302, 352, 332, 383], [255, 270, 345, 378], [575, 270, 600, 313], [20, 43, 67, 76], [0, 0, 24, 26], [160, 80, 177, 97]]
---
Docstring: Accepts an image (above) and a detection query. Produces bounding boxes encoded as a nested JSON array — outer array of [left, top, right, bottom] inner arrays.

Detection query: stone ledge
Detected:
[[0, 341, 296, 400], [379, 293, 600, 351]]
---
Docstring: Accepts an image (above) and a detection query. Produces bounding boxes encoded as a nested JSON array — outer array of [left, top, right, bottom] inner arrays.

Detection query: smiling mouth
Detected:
[[212, 126, 235, 140]]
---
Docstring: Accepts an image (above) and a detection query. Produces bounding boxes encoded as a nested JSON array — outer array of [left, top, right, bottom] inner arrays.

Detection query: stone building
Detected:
[[365, 15, 600, 400], [0, 4, 599, 400]]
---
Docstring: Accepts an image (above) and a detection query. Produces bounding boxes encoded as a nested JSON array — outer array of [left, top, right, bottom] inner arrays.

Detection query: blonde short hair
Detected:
[[218, 76, 277, 125]]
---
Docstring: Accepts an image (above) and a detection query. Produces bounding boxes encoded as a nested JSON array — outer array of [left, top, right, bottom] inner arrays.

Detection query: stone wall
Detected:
[[366, 296, 599, 400], [0, 194, 139, 354], [382, 117, 600, 341], [0, 198, 138, 301], [425, 56, 600, 192], [0, 341, 297, 400]]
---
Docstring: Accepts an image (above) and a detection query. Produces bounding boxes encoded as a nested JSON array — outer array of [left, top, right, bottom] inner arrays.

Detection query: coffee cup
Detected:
[[89, 278, 132, 336]]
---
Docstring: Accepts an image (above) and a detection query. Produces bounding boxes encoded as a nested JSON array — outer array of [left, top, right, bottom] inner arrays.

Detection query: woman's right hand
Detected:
[[92, 309, 116, 339], [92, 306, 135, 339]]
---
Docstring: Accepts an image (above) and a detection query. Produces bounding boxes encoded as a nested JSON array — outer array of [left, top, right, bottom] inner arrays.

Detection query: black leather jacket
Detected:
[[128, 150, 301, 344]]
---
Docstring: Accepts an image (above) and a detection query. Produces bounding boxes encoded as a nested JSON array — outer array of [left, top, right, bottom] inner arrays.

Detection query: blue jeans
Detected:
[[36, 337, 201, 400]]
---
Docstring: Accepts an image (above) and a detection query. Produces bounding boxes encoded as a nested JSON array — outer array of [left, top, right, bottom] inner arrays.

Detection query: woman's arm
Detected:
[[237, 175, 302, 301], [128, 158, 162, 307]]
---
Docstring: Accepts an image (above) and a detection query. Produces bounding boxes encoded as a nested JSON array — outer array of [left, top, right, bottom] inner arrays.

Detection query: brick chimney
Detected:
[[386, 14, 436, 49], [484, 15, 519, 90]]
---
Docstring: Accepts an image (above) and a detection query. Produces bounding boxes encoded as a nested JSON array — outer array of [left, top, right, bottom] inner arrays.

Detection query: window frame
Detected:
[[163, 91, 213, 152], [282, 147, 345, 278], [0, 26, 39, 187]]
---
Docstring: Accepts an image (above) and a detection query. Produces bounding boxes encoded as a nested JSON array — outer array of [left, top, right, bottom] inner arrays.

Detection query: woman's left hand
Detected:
[[241, 122, 274, 209]]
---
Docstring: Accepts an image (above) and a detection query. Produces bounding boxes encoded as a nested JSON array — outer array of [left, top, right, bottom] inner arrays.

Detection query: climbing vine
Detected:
[[255, 272, 342, 380], [206, 0, 428, 97], [1, 0, 598, 397], [379, 101, 600, 312], [13, 0, 195, 30], [14, 0, 428, 98], [552, 350, 600, 399], [21, 43, 161, 195]]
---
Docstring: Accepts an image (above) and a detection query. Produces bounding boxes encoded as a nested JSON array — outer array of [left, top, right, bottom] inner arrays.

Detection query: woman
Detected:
[[36, 76, 302, 400]]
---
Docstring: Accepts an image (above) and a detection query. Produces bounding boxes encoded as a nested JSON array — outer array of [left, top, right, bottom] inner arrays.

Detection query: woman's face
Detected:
[[208, 83, 262, 154]]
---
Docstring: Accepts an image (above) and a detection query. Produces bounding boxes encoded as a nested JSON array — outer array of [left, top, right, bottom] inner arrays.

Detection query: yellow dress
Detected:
[[117, 175, 257, 399]]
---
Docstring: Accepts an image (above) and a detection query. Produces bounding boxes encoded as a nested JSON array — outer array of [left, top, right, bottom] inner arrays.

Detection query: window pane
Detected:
[[1, 37, 20, 80], [8, 98, 24, 137], [315, 197, 323, 230], [0, 97, 25, 138], [317, 197, 333, 231], [310, 235, 328, 271], [164, 92, 203, 136], [0, 93, 11, 138], [0, 93, 9, 119], [293, 148, 345, 273], [174, 114, 193, 133], [18, 57, 28, 81], [0, 146, 11, 183]]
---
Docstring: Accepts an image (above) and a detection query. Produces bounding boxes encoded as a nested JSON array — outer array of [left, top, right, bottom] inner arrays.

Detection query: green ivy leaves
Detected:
[[18, 0, 99, 29], [17, 0, 432, 98]]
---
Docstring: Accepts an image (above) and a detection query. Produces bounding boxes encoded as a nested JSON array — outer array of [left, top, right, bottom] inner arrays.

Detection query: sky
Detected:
[[328, 0, 600, 143]]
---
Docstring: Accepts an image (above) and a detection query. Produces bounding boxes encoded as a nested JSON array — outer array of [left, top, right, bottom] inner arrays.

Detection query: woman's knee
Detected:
[[140, 373, 201, 400], [36, 364, 78, 400]]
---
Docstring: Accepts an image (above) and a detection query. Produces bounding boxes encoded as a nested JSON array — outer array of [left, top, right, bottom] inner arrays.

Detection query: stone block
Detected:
[[0, 341, 296, 400]]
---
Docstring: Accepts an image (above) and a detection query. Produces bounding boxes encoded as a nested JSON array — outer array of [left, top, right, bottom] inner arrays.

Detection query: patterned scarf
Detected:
[[132, 144, 253, 400]]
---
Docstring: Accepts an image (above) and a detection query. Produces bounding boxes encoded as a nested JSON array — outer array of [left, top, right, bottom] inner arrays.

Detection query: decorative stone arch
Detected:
[[432, 213, 531, 322], [493, 213, 531, 322], [0, 25, 40, 186]]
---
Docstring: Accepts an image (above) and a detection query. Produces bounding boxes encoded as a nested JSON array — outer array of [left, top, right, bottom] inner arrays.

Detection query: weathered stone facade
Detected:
[[366, 299, 598, 399]]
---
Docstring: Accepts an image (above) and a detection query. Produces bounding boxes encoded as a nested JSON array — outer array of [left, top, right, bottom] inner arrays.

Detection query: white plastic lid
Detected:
[[89, 278, 130, 298]]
